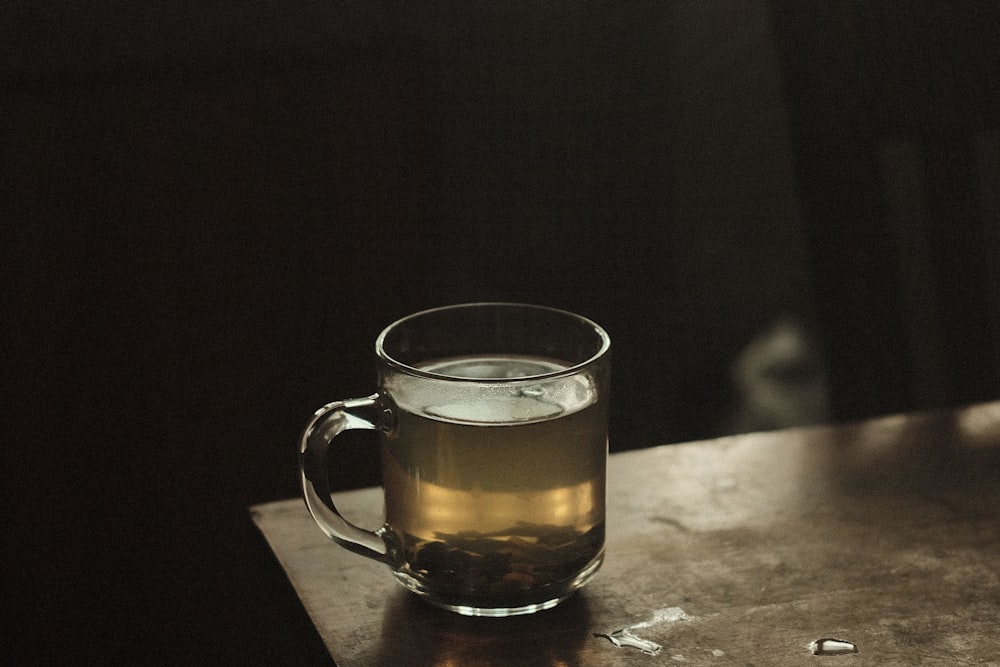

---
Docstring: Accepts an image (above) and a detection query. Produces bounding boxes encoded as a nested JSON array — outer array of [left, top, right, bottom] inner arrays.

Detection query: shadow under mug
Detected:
[[300, 303, 611, 616]]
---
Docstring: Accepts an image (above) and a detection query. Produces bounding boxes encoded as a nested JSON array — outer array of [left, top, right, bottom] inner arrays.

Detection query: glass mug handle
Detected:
[[299, 394, 396, 563]]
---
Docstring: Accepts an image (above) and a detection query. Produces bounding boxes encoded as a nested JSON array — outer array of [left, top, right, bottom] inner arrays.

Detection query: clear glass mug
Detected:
[[300, 303, 610, 617]]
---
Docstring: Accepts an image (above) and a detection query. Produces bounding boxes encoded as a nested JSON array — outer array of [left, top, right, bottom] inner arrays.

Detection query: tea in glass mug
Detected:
[[300, 303, 610, 617]]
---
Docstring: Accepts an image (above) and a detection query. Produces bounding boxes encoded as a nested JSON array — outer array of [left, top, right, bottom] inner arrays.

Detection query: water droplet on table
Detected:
[[809, 637, 858, 655], [593, 628, 662, 655]]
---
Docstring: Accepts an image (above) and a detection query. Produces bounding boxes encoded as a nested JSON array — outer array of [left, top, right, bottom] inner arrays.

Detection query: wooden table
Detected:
[[252, 402, 1000, 665]]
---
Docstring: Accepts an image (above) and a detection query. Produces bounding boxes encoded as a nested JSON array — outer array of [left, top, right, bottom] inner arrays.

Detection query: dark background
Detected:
[[4, 1, 998, 664]]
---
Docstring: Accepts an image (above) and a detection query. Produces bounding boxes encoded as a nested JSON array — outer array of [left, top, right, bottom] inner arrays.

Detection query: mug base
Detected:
[[392, 549, 604, 617]]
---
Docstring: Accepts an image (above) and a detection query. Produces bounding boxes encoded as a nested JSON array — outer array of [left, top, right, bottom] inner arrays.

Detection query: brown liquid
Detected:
[[380, 356, 607, 610]]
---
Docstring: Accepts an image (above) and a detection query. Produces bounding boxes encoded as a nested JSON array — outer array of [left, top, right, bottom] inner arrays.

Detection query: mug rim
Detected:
[[375, 302, 610, 383]]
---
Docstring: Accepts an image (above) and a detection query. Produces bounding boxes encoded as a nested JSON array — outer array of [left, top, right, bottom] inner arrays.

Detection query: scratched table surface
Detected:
[[252, 402, 1000, 666]]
